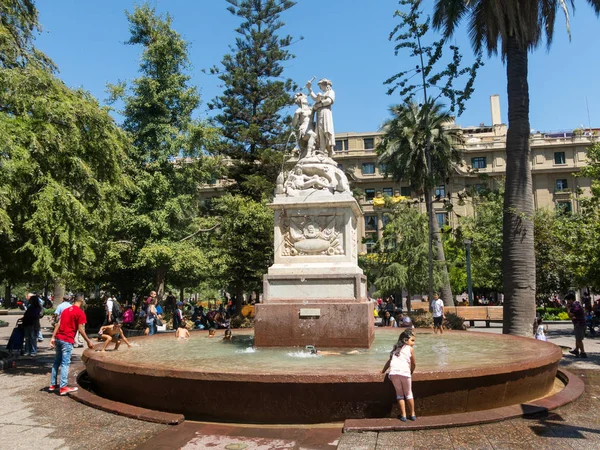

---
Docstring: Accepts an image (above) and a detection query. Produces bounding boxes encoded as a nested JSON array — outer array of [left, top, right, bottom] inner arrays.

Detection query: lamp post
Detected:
[[464, 239, 473, 306]]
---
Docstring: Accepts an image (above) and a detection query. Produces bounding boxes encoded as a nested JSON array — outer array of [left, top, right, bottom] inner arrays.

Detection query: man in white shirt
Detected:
[[431, 293, 445, 335]]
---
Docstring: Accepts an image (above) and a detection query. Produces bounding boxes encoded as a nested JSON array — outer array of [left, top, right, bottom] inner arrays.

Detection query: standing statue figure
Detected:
[[306, 78, 335, 158], [292, 92, 317, 159]]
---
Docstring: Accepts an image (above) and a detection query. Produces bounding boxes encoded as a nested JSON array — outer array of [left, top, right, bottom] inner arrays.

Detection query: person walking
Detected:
[[49, 293, 95, 395], [22, 294, 42, 357], [566, 292, 587, 358], [381, 330, 417, 422], [431, 293, 445, 334]]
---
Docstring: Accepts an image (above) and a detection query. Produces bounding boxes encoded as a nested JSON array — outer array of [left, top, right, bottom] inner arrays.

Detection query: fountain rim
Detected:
[[82, 328, 563, 384]]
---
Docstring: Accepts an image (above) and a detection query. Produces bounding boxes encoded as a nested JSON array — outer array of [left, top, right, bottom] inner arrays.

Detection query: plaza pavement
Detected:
[[0, 313, 598, 450]]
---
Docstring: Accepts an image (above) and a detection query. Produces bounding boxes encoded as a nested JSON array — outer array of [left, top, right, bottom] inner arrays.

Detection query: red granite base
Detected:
[[254, 302, 374, 348]]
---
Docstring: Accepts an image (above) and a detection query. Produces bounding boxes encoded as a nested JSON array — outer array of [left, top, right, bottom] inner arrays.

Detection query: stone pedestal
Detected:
[[255, 191, 374, 348]]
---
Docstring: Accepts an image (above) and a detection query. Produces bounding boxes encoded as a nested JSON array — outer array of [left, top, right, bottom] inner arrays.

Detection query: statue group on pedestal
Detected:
[[293, 78, 335, 159], [276, 77, 350, 198]]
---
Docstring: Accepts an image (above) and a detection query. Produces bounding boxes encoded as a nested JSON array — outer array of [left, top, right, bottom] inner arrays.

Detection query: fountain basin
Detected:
[[82, 329, 562, 424]]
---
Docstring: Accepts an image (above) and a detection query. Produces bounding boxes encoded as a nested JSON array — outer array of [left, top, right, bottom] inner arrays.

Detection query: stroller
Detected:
[[6, 319, 25, 356]]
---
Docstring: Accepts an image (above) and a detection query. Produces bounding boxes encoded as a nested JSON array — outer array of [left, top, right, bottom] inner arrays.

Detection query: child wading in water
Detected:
[[382, 330, 416, 422], [176, 320, 190, 340]]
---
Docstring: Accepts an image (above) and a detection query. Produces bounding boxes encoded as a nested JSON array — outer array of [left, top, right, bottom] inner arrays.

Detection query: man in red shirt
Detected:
[[49, 293, 95, 395]]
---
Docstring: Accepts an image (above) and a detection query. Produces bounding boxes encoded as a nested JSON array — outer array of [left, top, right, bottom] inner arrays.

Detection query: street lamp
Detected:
[[464, 239, 473, 306]]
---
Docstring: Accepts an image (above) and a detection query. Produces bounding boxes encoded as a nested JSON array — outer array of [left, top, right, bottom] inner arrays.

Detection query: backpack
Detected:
[[112, 300, 123, 320]]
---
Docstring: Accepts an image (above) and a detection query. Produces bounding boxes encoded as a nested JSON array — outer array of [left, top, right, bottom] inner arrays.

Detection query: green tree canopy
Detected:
[[377, 101, 461, 306], [106, 3, 221, 298], [209, 0, 297, 200]]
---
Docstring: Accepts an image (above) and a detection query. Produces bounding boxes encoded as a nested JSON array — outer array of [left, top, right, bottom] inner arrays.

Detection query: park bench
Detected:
[[452, 306, 504, 327]]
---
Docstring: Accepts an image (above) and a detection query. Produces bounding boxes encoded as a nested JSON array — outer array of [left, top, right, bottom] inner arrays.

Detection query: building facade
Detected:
[[200, 96, 597, 253]]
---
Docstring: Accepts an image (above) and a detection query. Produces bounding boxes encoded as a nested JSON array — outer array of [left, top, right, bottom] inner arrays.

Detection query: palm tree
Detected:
[[432, 0, 600, 336], [377, 101, 462, 307]]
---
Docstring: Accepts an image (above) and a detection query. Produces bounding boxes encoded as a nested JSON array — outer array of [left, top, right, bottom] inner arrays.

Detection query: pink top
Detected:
[[389, 345, 412, 377]]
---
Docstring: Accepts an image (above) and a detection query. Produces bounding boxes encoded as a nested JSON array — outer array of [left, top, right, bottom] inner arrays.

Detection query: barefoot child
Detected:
[[176, 320, 190, 340], [98, 319, 131, 352], [382, 330, 416, 422]]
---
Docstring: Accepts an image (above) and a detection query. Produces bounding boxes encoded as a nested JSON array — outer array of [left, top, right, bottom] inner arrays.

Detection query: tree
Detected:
[[534, 209, 576, 302], [460, 188, 504, 294], [0, 55, 129, 300], [0, 0, 54, 70], [432, 0, 600, 336], [383, 0, 480, 306], [370, 202, 433, 312], [377, 101, 462, 306], [210, 193, 274, 315], [209, 0, 297, 201], [107, 3, 220, 298]]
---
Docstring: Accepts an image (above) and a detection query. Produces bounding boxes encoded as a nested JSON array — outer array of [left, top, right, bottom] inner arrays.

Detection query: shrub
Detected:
[[444, 313, 466, 330], [407, 311, 465, 330], [230, 315, 253, 329], [408, 310, 432, 328]]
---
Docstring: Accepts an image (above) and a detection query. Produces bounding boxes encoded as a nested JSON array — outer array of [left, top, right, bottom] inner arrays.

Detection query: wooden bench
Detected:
[[451, 306, 503, 327]]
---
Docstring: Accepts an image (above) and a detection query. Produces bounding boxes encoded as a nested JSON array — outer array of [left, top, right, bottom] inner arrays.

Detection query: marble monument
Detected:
[[254, 78, 374, 348]]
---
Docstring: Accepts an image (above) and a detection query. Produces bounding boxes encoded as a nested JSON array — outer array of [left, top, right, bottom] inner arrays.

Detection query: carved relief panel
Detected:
[[280, 214, 345, 256]]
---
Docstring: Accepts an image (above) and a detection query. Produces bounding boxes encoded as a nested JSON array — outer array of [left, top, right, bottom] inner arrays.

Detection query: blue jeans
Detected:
[[24, 325, 38, 355], [51, 339, 73, 388], [147, 319, 157, 335]]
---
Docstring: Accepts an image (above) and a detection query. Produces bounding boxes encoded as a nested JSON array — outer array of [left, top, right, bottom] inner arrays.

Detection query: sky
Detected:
[[33, 0, 600, 134]]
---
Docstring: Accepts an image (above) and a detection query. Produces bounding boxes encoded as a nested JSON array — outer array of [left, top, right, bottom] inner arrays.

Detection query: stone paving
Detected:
[[0, 313, 599, 449]]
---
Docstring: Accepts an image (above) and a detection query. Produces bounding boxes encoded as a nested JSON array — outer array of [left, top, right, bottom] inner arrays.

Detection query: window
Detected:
[[365, 239, 377, 254], [471, 157, 487, 169], [555, 179, 568, 192], [400, 186, 411, 197], [383, 187, 393, 197], [365, 215, 377, 231], [556, 201, 572, 214], [335, 139, 348, 152], [436, 213, 448, 228], [363, 138, 375, 150], [365, 189, 376, 201], [554, 151, 566, 165], [337, 164, 343, 171], [379, 163, 388, 174], [362, 163, 375, 175], [435, 185, 446, 198], [382, 214, 391, 228]]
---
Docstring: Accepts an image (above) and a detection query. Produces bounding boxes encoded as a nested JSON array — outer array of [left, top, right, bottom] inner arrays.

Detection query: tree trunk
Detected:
[[425, 193, 454, 306], [502, 36, 536, 336], [5, 284, 11, 308], [425, 186, 435, 303], [235, 283, 243, 317], [53, 278, 65, 303], [406, 289, 412, 313], [180, 287, 184, 303], [155, 265, 167, 300], [432, 212, 454, 307]]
